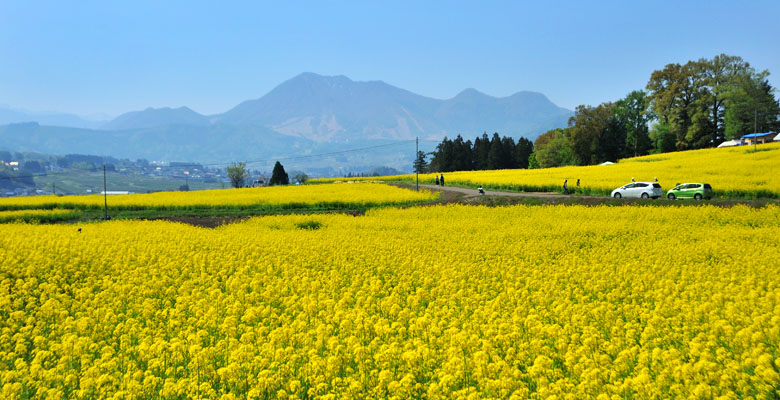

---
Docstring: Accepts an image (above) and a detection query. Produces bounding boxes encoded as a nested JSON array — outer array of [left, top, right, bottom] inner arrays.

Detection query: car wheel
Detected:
[[641, 193, 649, 199], [694, 193, 702, 200], [667, 193, 676, 200], [613, 193, 622, 198]]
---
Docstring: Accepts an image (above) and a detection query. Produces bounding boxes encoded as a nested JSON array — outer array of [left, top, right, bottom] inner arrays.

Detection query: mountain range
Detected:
[[1, 73, 572, 174]]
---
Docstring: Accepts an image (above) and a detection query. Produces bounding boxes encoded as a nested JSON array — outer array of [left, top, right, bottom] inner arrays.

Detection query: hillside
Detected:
[[216, 72, 572, 142], [102, 107, 210, 130], [316, 143, 780, 199], [1, 73, 573, 172]]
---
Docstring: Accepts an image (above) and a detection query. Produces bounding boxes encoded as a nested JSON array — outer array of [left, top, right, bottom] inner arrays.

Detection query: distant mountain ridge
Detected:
[[0, 106, 106, 129], [212, 72, 572, 142], [99, 72, 571, 141], [101, 106, 210, 130], [1, 73, 573, 173]]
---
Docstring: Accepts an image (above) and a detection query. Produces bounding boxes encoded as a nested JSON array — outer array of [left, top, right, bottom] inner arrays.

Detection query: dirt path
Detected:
[[418, 184, 576, 199]]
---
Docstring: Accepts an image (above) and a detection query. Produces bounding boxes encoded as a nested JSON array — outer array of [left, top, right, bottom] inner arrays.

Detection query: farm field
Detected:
[[2, 204, 779, 399], [33, 171, 224, 196], [0, 209, 78, 223], [0, 182, 437, 212], [314, 142, 780, 199]]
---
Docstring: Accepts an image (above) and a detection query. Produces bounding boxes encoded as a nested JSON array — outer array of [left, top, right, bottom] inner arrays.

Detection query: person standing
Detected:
[[440, 174, 445, 186], [576, 179, 580, 188], [563, 179, 568, 194], [435, 175, 439, 185]]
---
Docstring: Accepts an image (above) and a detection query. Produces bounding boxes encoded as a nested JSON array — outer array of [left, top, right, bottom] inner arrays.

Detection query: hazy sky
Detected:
[[2, 0, 778, 118]]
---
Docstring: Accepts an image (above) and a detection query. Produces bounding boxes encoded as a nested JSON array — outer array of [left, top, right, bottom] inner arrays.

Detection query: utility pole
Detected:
[[754, 109, 758, 153], [103, 164, 108, 220], [415, 136, 419, 191]]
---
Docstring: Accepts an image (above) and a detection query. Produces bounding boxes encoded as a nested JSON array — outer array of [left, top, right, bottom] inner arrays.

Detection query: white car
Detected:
[[611, 182, 663, 199]]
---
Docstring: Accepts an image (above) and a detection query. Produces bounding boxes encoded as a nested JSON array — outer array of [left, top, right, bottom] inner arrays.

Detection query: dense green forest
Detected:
[[428, 54, 780, 171]]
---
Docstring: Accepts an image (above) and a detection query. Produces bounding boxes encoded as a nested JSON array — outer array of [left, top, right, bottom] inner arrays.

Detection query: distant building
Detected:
[[741, 132, 778, 145], [100, 191, 135, 195]]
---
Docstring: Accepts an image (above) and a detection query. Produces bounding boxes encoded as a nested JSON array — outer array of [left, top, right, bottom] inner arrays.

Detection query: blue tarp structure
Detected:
[[741, 132, 776, 138]]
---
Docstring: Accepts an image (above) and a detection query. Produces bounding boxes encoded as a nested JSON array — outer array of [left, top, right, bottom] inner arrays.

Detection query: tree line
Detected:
[[424, 54, 779, 172], [420, 132, 534, 172]]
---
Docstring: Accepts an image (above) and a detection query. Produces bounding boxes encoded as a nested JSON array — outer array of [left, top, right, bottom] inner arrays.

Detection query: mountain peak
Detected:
[[454, 88, 489, 98], [103, 106, 208, 130]]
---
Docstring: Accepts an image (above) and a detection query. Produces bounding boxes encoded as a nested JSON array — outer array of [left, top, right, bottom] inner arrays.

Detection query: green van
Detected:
[[666, 183, 713, 200]]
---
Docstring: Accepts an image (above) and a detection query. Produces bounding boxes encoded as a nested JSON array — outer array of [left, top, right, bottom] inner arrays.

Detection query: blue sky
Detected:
[[1, 0, 778, 118]]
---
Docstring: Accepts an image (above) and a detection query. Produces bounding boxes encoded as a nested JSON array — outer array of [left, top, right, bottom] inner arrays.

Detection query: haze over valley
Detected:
[[1, 73, 572, 174]]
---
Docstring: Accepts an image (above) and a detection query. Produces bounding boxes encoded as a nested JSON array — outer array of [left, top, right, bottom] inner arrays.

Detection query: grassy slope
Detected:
[[313, 143, 780, 199], [34, 171, 223, 194]]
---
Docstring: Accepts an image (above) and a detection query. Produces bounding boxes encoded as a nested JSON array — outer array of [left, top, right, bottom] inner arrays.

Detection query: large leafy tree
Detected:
[[647, 61, 705, 150], [647, 54, 777, 149], [567, 103, 617, 165], [725, 72, 780, 138], [615, 90, 653, 157], [533, 129, 576, 168]]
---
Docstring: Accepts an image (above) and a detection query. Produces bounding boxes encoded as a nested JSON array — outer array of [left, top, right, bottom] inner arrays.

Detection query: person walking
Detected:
[[563, 179, 568, 194], [576, 179, 580, 188], [440, 174, 445, 186]]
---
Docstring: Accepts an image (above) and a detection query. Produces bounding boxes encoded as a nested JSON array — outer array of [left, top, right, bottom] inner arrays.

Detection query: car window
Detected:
[[636, 183, 648, 187], [623, 183, 635, 189], [652, 183, 661, 188], [703, 184, 712, 189], [692, 184, 701, 189], [683, 184, 693, 189]]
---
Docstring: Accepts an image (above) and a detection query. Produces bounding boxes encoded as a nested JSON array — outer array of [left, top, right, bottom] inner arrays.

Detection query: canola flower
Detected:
[[0, 182, 437, 211], [0, 209, 78, 223], [314, 142, 780, 198], [1, 204, 780, 399]]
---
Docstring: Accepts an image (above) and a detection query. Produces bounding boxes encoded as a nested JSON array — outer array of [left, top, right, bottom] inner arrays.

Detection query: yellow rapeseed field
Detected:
[[2, 204, 779, 399], [0, 209, 78, 223], [314, 142, 780, 198], [0, 182, 437, 211]]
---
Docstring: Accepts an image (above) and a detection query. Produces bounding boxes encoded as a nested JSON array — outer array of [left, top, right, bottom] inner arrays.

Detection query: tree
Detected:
[[487, 133, 512, 169], [413, 150, 428, 174], [646, 54, 771, 150], [615, 90, 653, 157], [450, 135, 473, 172], [22, 160, 43, 173], [270, 161, 289, 185], [472, 133, 490, 170], [291, 172, 309, 185], [598, 116, 627, 162], [429, 136, 452, 172], [649, 122, 676, 153], [647, 61, 705, 150], [227, 162, 248, 188], [514, 137, 534, 169], [533, 129, 577, 168], [696, 54, 751, 146], [725, 71, 780, 138], [568, 103, 616, 165]]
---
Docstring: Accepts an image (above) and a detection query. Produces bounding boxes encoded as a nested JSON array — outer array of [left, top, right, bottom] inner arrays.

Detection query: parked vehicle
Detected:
[[666, 183, 713, 200], [611, 182, 663, 199]]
